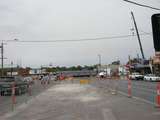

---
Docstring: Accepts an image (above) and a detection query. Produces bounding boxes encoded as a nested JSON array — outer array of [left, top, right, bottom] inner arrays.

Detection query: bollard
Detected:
[[11, 82, 16, 111], [128, 77, 132, 98], [155, 82, 160, 108]]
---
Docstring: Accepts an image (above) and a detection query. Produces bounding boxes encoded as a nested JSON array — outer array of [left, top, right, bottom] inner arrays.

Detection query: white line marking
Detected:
[[118, 91, 156, 106]]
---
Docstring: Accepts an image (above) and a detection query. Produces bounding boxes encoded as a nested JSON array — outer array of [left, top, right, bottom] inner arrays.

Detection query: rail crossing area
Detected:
[[0, 76, 160, 120]]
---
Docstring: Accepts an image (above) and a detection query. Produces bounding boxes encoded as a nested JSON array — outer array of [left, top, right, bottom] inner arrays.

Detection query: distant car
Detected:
[[144, 74, 160, 82], [98, 72, 106, 78], [129, 72, 144, 80]]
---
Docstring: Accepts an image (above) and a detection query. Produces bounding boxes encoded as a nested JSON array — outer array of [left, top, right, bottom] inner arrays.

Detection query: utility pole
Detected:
[[0, 39, 18, 77], [0, 42, 4, 76], [131, 11, 145, 59], [98, 54, 101, 73], [98, 54, 101, 66], [11, 61, 13, 76]]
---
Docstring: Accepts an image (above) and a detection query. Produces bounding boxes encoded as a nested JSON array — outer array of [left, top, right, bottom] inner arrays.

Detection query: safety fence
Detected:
[[0, 79, 55, 115]]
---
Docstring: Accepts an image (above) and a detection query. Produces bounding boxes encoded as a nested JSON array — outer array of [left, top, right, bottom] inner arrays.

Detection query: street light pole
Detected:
[[98, 54, 101, 73]]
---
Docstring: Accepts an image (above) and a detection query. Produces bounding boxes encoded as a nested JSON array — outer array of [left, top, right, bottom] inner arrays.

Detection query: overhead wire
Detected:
[[123, 0, 160, 11], [4, 33, 151, 43]]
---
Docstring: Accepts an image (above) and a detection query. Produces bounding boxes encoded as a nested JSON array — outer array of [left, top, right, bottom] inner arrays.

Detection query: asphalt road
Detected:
[[90, 77, 159, 104], [118, 79, 158, 103], [1, 78, 160, 120]]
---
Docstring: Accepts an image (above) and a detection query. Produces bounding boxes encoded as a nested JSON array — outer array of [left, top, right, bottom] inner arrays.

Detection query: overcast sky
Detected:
[[0, 0, 160, 68]]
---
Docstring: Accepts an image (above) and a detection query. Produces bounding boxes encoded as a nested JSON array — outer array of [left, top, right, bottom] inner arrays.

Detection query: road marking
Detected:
[[118, 91, 155, 105], [102, 109, 117, 120]]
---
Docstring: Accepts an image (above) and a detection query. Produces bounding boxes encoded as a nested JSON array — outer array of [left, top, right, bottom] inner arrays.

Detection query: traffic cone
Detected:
[[155, 82, 160, 108], [128, 78, 132, 98]]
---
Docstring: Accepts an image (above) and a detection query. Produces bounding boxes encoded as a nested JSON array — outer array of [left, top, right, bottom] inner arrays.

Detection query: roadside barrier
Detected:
[[155, 82, 160, 107], [80, 79, 89, 84]]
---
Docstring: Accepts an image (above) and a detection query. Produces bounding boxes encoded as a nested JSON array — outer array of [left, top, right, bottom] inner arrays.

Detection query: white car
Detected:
[[129, 72, 144, 80], [98, 72, 106, 78], [144, 74, 160, 82]]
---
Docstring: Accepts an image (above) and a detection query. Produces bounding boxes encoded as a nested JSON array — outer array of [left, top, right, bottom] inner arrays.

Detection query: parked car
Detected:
[[0, 76, 28, 96], [144, 74, 160, 82], [129, 72, 144, 80]]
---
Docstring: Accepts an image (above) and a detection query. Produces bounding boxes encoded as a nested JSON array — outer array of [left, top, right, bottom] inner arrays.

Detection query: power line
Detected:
[[4, 33, 151, 43], [123, 0, 160, 11]]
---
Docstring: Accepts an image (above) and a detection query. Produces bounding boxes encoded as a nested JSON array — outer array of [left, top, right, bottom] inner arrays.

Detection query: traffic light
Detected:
[[152, 14, 160, 52]]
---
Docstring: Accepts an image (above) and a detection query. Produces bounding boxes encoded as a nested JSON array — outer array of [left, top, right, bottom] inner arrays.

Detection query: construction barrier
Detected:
[[80, 79, 89, 84], [155, 82, 160, 107]]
